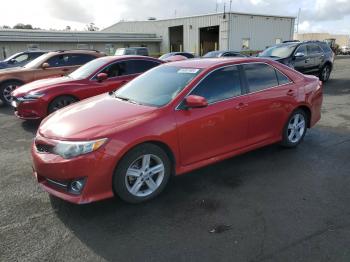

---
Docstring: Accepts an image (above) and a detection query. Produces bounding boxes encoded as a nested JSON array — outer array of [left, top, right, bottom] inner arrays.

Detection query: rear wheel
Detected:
[[281, 109, 308, 148], [319, 64, 331, 82], [113, 143, 171, 203], [48, 96, 77, 114], [0, 80, 23, 105]]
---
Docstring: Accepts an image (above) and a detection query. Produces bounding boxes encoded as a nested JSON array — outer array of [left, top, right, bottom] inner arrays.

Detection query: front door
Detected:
[[174, 65, 249, 166]]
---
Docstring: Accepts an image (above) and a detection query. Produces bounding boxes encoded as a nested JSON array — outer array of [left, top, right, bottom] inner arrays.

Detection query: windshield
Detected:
[[259, 44, 297, 59], [115, 49, 126, 55], [203, 51, 221, 58], [24, 53, 51, 68], [115, 66, 201, 107], [69, 58, 107, 79], [3, 53, 20, 62], [159, 53, 174, 60]]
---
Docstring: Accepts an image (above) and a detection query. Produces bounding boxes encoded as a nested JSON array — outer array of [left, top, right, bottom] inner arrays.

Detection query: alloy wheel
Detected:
[[287, 113, 306, 143], [3, 84, 17, 103], [51, 98, 75, 112], [125, 154, 165, 197], [322, 66, 330, 81]]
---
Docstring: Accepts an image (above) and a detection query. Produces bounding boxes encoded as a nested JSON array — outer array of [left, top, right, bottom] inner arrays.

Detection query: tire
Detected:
[[113, 143, 172, 203], [0, 80, 23, 105], [281, 109, 308, 148], [319, 64, 331, 82], [48, 96, 77, 114]]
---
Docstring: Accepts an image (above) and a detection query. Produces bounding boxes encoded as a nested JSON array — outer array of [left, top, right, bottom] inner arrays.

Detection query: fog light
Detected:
[[69, 178, 86, 195]]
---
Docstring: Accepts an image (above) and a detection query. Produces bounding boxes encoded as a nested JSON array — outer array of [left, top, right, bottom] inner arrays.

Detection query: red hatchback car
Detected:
[[31, 58, 323, 204], [11, 56, 163, 119]]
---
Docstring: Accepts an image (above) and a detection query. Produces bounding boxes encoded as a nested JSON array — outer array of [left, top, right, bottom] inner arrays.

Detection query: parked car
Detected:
[[0, 50, 47, 69], [258, 41, 335, 82], [0, 50, 105, 105], [31, 57, 323, 204], [203, 50, 247, 58], [340, 46, 350, 55], [159, 52, 195, 60], [115, 47, 149, 56], [11, 56, 163, 120]]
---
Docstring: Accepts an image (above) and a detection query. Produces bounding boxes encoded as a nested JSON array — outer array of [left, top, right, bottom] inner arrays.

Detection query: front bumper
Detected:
[[31, 140, 117, 204], [12, 98, 47, 120]]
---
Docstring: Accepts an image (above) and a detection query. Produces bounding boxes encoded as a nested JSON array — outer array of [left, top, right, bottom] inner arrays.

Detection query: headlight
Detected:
[[21, 92, 45, 101], [53, 138, 107, 159]]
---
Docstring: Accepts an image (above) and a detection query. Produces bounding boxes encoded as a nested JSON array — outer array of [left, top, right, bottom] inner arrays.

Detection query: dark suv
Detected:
[[259, 41, 335, 82]]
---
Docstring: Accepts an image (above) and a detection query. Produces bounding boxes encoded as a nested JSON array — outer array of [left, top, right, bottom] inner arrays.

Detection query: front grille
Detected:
[[36, 143, 54, 153]]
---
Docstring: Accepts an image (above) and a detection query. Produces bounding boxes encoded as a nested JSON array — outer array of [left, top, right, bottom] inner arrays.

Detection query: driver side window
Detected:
[[190, 66, 242, 104], [295, 45, 307, 56], [100, 61, 128, 78]]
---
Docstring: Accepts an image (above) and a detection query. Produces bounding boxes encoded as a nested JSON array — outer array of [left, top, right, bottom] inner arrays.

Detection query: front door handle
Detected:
[[305, 58, 310, 63]]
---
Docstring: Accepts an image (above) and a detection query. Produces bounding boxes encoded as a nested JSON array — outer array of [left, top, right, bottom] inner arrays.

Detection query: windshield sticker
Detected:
[[178, 68, 200, 74]]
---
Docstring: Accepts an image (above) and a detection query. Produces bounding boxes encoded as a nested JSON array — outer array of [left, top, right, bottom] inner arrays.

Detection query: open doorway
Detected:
[[169, 26, 184, 52], [199, 26, 219, 56]]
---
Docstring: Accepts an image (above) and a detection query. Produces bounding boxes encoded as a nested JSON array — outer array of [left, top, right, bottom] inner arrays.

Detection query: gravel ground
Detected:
[[0, 57, 349, 262]]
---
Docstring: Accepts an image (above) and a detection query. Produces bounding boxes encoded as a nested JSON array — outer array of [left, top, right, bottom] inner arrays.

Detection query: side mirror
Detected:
[[96, 73, 108, 82], [185, 95, 208, 109], [294, 52, 305, 58], [8, 59, 16, 64], [41, 63, 50, 69]]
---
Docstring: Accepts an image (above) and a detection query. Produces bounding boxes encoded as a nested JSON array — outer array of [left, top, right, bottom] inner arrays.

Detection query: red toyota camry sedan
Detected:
[[31, 58, 323, 204], [11, 56, 163, 120]]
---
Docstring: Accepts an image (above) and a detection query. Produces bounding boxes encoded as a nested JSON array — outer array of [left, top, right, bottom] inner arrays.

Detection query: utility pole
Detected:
[[296, 8, 301, 33], [229, 0, 232, 13]]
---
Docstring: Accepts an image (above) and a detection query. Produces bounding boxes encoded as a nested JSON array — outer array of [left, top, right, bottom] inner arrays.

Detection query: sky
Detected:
[[0, 0, 349, 34]]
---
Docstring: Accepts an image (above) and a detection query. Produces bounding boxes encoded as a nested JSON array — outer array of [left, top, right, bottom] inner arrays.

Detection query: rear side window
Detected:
[[67, 54, 96, 66], [46, 55, 69, 67], [243, 63, 278, 93], [307, 44, 322, 55], [190, 66, 242, 104], [275, 70, 291, 85], [130, 60, 160, 74], [319, 42, 332, 53]]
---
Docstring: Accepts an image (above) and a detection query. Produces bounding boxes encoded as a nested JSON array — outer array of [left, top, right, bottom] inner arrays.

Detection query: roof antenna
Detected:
[[223, 3, 226, 19]]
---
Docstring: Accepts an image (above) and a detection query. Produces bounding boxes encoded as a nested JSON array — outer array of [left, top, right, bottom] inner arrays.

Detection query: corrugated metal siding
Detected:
[[229, 14, 295, 51], [104, 14, 229, 55], [104, 13, 295, 55]]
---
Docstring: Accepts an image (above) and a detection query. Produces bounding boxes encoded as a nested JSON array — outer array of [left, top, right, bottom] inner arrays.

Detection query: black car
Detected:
[[0, 51, 47, 69], [203, 50, 247, 58], [159, 52, 195, 60], [259, 41, 335, 82]]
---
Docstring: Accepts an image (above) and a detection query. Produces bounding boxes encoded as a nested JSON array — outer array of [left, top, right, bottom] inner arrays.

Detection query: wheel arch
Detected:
[[47, 94, 80, 112], [0, 78, 25, 86], [115, 140, 177, 177], [295, 105, 312, 128]]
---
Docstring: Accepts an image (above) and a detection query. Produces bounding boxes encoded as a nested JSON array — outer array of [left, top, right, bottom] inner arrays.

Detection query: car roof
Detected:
[[96, 55, 161, 63], [164, 57, 272, 69]]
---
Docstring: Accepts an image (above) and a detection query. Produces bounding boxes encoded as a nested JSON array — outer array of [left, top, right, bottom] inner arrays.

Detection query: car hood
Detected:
[[12, 77, 77, 97], [39, 94, 158, 140]]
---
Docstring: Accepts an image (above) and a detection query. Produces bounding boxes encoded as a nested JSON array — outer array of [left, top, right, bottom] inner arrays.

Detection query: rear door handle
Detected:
[[235, 102, 248, 110], [287, 89, 295, 96]]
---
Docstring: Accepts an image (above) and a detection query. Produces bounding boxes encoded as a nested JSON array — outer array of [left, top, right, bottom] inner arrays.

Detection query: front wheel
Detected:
[[48, 96, 77, 114], [0, 80, 22, 105], [113, 143, 171, 203], [281, 109, 308, 148]]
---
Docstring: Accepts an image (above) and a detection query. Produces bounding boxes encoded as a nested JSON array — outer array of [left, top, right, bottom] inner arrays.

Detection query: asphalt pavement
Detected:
[[0, 57, 349, 262]]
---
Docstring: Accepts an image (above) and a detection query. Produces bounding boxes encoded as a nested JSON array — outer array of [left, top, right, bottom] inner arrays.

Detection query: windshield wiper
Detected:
[[114, 95, 141, 105]]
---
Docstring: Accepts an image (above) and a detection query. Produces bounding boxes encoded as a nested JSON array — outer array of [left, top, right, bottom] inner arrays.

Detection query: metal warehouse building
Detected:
[[0, 30, 162, 59], [103, 12, 296, 56]]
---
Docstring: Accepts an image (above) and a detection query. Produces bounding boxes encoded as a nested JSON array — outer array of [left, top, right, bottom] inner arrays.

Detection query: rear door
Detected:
[[306, 44, 323, 72], [242, 63, 295, 145], [174, 65, 249, 166]]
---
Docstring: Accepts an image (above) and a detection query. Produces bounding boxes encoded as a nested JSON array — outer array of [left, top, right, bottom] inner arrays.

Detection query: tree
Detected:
[[66, 26, 71, 31], [1, 25, 11, 29], [86, 23, 99, 31], [13, 23, 33, 29]]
